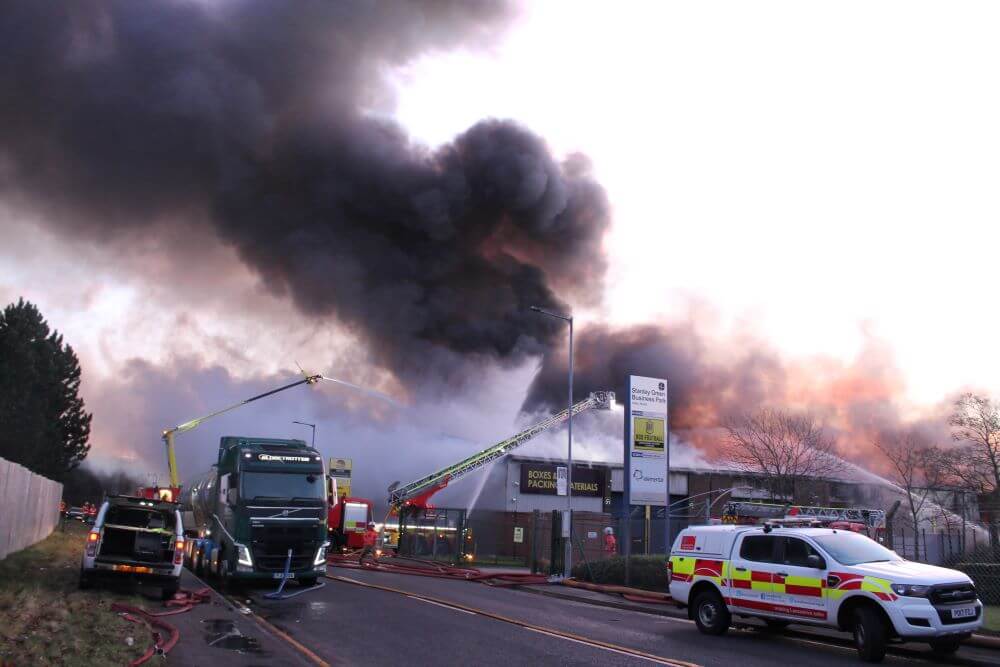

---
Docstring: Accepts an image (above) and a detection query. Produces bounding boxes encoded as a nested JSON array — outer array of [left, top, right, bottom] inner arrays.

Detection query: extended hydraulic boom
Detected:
[[389, 390, 616, 509], [161, 374, 322, 487]]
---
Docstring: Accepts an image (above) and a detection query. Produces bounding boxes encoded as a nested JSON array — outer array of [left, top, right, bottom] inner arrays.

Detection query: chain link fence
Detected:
[[887, 520, 1000, 609]]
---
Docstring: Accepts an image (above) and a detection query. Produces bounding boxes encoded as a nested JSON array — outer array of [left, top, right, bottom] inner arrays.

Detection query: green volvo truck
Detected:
[[181, 436, 329, 586]]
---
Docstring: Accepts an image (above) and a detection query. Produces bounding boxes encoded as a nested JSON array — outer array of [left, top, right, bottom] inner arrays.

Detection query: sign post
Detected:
[[329, 458, 353, 499], [624, 375, 668, 583]]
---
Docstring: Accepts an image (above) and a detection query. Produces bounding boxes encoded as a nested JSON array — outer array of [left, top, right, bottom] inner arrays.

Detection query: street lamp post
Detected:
[[292, 420, 316, 447], [530, 305, 574, 578]]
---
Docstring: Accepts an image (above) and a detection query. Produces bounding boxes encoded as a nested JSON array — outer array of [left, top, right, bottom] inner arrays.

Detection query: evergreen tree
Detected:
[[0, 298, 91, 479]]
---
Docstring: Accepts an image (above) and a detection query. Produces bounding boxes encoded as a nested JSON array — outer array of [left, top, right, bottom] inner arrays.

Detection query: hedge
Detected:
[[571, 555, 669, 592]]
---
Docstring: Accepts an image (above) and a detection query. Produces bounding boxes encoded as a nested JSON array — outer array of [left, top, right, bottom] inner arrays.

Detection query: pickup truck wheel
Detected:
[[160, 581, 179, 601], [693, 590, 730, 636], [78, 568, 93, 590], [299, 577, 318, 588], [852, 606, 887, 663], [928, 637, 963, 654]]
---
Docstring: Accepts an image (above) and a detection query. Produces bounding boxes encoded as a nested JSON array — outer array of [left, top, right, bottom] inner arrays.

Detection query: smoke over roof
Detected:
[[0, 0, 610, 386], [1, 2, 959, 483]]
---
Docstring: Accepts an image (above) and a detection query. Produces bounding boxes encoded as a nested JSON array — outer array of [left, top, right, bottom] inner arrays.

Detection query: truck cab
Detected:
[[669, 524, 983, 662], [182, 437, 329, 586]]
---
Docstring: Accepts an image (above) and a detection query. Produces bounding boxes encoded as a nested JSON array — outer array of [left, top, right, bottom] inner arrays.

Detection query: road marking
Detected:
[[328, 574, 700, 667], [777, 635, 921, 664], [656, 615, 695, 624], [522, 626, 688, 665], [407, 595, 476, 615]]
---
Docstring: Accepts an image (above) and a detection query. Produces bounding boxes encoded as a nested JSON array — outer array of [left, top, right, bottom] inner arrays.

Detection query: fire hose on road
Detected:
[[327, 553, 673, 600], [327, 551, 551, 585], [110, 587, 211, 666]]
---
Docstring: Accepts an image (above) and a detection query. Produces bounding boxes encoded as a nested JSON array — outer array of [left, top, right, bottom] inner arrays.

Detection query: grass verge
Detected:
[[0, 520, 148, 666], [983, 606, 1000, 634]]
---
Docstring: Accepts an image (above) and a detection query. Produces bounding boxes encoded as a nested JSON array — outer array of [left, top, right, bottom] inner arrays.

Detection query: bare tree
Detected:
[[723, 409, 839, 503], [948, 393, 1000, 549], [948, 393, 1000, 496], [874, 431, 944, 554]]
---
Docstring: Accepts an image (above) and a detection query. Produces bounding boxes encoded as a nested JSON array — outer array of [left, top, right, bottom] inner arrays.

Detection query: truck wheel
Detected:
[[299, 577, 318, 588], [78, 568, 93, 590], [928, 637, 963, 654], [693, 590, 730, 636], [217, 549, 229, 582], [209, 547, 221, 578], [852, 606, 888, 663]]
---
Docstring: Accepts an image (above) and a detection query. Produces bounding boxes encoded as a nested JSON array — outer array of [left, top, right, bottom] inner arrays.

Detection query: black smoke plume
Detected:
[[0, 1, 610, 384], [523, 323, 787, 428]]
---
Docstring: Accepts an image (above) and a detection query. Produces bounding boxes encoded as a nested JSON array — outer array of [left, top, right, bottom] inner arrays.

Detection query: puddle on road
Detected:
[[306, 600, 329, 619], [202, 618, 265, 654]]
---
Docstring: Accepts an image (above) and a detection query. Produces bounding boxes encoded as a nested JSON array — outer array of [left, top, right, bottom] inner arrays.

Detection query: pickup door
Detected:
[[729, 533, 830, 623], [770, 536, 829, 622], [729, 534, 781, 617]]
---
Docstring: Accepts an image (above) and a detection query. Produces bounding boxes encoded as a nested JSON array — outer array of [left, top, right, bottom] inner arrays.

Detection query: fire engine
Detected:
[[669, 523, 983, 662], [327, 485, 375, 551]]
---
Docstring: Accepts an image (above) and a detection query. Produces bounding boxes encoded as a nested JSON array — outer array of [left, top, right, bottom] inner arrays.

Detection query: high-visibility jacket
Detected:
[[603, 534, 617, 553], [363, 529, 378, 547]]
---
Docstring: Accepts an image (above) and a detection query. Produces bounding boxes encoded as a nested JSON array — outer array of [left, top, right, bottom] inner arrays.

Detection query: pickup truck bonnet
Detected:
[[850, 559, 973, 585]]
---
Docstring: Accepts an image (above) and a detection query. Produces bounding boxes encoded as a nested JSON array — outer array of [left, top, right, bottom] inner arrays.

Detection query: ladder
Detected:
[[722, 501, 886, 528], [388, 391, 616, 508]]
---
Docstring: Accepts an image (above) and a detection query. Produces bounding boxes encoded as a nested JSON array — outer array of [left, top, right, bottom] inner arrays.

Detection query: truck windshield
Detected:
[[242, 472, 325, 502], [813, 532, 900, 566]]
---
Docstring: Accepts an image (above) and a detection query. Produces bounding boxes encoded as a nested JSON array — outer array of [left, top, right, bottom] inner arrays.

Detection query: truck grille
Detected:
[[929, 584, 977, 606], [930, 583, 979, 625], [250, 524, 319, 572]]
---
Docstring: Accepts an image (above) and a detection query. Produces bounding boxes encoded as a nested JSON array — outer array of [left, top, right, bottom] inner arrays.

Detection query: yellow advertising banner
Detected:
[[633, 416, 665, 452], [329, 457, 352, 498]]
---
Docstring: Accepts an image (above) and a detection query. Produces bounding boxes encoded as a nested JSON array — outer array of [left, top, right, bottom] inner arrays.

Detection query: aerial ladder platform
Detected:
[[721, 500, 886, 529], [388, 391, 616, 511]]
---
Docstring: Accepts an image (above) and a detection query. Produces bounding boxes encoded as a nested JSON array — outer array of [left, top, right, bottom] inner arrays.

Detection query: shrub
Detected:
[[571, 555, 668, 592]]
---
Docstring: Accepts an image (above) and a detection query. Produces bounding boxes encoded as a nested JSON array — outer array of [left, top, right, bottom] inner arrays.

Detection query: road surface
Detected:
[[214, 566, 998, 667]]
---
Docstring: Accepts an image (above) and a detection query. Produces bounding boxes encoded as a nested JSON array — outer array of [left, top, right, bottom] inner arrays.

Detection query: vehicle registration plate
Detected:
[[951, 606, 976, 619], [272, 572, 295, 579]]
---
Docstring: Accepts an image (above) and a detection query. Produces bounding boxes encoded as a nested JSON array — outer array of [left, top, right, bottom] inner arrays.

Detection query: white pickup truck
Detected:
[[668, 524, 983, 662]]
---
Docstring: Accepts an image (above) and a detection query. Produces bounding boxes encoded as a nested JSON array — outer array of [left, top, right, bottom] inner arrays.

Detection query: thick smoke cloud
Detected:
[[524, 322, 950, 464], [0, 0, 610, 385], [524, 322, 786, 430]]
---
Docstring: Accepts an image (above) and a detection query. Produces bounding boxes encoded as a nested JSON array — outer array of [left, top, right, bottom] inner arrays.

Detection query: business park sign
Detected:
[[625, 375, 668, 506]]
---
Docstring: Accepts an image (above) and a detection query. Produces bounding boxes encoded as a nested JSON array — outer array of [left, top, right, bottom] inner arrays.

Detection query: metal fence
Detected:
[[0, 456, 63, 560], [886, 521, 1000, 605]]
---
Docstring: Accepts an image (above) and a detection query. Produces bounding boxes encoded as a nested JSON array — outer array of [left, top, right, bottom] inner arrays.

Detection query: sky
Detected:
[[390, 0, 1000, 405], [1, 1, 998, 504]]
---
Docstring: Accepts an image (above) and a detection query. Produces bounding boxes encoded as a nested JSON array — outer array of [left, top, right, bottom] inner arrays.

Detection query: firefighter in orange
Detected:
[[360, 522, 379, 564], [603, 527, 617, 555]]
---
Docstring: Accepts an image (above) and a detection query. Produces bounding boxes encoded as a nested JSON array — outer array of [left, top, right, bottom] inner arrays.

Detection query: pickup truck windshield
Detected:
[[813, 532, 900, 566], [242, 471, 325, 502]]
